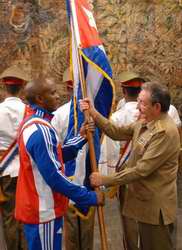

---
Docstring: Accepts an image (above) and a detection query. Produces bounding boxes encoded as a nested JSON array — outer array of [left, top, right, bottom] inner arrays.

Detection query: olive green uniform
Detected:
[[95, 112, 180, 250]]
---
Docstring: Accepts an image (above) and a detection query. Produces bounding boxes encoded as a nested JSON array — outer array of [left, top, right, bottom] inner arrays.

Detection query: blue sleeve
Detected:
[[62, 135, 87, 163], [26, 124, 97, 207]]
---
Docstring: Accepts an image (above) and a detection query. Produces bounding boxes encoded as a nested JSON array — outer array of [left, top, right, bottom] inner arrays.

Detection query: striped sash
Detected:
[[115, 141, 132, 172]]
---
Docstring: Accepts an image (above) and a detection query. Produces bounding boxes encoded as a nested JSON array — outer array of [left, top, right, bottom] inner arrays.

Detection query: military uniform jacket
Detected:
[[95, 112, 180, 225]]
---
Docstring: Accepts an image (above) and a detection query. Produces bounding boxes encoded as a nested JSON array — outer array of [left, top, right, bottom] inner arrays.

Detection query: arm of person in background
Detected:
[[51, 102, 71, 143], [80, 98, 134, 141], [52, 102, 95, 163], [24, 124, 104, 206], [178, 127, 182, 175], [168, 104, 182, 174], [168, 104, 182, 129], [61, 120, 95, 163]]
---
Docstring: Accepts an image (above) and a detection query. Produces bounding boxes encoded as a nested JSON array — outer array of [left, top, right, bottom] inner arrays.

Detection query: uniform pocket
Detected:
[[131, 182, 153, 201]]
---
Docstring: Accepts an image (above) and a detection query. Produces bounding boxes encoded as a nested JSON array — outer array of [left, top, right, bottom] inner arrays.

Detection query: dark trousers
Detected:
[[122, 214, 174, 250], [122, 216, 139, 250], [138, 214, 174, 250], [64, 207, 95, 250], [0, 176, 27, 250], [119, 187, 174, 250]]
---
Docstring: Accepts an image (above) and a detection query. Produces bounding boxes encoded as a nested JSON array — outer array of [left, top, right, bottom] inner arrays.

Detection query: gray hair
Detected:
[[142, 81, 170, 112]]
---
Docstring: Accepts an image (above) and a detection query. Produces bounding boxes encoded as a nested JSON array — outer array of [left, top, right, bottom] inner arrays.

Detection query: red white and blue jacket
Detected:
[[15, 105, 97, 224]]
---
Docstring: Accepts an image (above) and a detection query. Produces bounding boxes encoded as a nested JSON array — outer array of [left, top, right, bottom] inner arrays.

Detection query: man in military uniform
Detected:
[[99, 71, 145, 250], [80, 81, 180, 250], [0, 65, 29, 250]]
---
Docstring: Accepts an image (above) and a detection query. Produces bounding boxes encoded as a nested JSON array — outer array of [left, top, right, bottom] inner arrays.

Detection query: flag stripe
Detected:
[[65, 0, 115, 205]]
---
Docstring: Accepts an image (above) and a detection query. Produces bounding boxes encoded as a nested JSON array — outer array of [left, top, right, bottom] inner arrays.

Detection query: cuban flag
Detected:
[[65, 0, 115, 203]]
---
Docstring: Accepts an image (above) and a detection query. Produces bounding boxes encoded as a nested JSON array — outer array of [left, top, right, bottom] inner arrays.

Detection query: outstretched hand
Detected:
[[90, 172, 103, 187], [79, 98, 92, 111], [80, 98, 98, 121]]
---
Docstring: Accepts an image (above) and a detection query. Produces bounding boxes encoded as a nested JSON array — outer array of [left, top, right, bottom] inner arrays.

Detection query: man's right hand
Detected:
[[95, 190, 105, 206], [79, 98, 98, 120], [79, 98, 91, 112]]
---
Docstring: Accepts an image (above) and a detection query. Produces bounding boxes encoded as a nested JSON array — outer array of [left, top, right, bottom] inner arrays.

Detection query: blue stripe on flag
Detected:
[[82, 46, 112, 78]]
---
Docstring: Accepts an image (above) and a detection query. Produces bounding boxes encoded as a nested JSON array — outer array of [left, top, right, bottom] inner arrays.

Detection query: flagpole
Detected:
[[69, 1, 108, 248], [77, 47, 109, 250]]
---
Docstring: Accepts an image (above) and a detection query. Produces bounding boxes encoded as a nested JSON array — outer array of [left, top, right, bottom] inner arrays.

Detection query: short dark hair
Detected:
[[5, 84, 23, 95], [124, 86, 141, 98], [25, 75, 54, 105], [142, 82, 170, 112]]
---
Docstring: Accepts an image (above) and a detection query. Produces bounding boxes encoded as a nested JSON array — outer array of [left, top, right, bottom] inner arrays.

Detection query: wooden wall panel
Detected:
[[0, 0, 181, 116]]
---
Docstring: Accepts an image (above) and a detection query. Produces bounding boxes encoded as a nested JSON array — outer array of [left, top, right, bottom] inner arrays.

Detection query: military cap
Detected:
[[120, 71, 145, 87], [0, 65, 29, 85]]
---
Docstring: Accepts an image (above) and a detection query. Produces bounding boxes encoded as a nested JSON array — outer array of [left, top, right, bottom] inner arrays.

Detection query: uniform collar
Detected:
[[146, 113, 168, 131]]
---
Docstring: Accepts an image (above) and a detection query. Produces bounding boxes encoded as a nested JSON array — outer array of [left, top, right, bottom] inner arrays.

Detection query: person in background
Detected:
[[168, 104, 181, 130], [80, 81, 180, 250], [15, 75, 104, 250], [0, 78, 7, 250], [0, 65, 29, 250], [98, 71, 145, 250], [52, 68, 73, 143], [115, 71, 144, 112], [99, 71, 145, 176], [52, 68, 96, 250]]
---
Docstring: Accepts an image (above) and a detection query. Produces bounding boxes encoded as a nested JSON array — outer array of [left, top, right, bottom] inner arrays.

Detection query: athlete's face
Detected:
[[41, 79, 60, 113]]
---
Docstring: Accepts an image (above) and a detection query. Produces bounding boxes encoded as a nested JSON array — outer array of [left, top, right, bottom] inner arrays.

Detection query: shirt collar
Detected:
[[4, 96, 23, 102], [146, 113, 168, 130]]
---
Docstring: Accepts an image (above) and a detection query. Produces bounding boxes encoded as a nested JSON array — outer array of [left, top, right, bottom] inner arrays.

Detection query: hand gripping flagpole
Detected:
[[77, 47, 109, 250]]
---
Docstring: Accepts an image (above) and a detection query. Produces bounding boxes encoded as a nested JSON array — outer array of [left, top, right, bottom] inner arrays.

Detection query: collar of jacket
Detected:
[[146, 113, 168, 132], [29, 104, 54, 122]]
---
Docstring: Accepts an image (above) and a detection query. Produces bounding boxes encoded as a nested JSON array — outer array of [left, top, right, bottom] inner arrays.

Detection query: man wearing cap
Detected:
[[99, 71, 144, 174], [0, 65, 29, 250], [116, 71, 144, 111], [52, 68, 96, 250], [98, 71, 144, 250], [52, 68, 73, 143]]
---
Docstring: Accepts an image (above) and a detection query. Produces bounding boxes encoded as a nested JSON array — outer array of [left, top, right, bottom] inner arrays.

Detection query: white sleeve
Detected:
[[98, 136, 120, 175], [98, 110, 124, 175], [52, 106, 70, 143], [168, 105, 181, 128]]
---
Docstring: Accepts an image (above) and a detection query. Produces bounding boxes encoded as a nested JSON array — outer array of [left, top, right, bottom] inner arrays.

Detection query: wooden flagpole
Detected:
[[77, 47, 108, 250], [69, 0, 108, 248]]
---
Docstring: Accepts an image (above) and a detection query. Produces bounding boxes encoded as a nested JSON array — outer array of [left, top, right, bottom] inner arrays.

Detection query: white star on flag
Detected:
[[57, 227, 62, 234], [82, 6, 98, 31]]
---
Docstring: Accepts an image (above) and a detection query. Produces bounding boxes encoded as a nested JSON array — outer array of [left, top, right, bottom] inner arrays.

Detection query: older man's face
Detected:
[[137, 89, 158, 123]]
